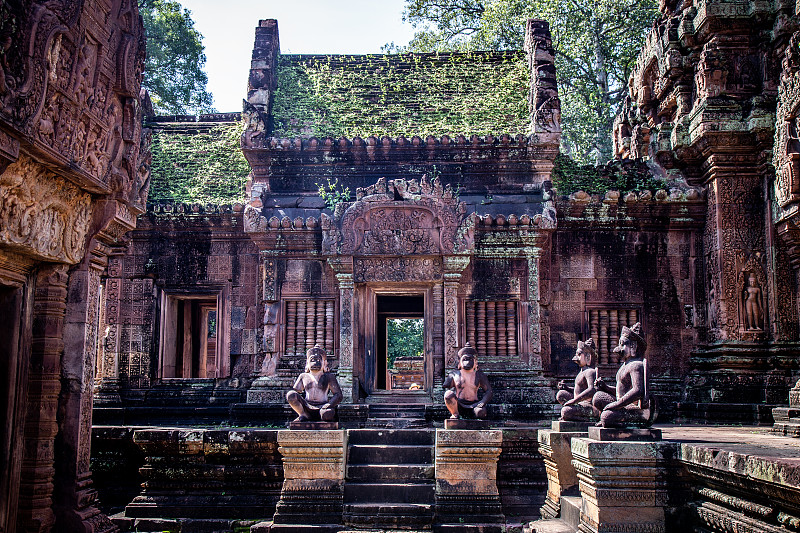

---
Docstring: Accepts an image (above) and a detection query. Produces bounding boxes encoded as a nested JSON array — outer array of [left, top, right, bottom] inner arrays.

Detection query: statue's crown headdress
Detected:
[[620, 322, 646, 348], [577, 337, 596, 356], [458, 342, 478, 358]]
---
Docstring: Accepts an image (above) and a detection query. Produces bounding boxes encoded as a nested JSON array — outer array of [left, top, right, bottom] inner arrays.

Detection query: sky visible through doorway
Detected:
[[178, 0, 418, 113]]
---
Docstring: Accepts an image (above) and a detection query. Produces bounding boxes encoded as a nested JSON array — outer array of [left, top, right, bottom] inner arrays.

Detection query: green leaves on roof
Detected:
[[148, 122, 250, 204], [270, 52, 530, 139]]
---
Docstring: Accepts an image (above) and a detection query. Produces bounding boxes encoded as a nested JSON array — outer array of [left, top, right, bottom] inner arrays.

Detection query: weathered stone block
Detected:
[[538, 427, 587, 519]]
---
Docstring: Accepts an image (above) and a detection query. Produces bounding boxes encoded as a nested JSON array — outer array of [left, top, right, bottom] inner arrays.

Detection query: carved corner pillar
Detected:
[[434, 429, 504, 532], [571, 437, 675, 533], [329, 257, 355, 403], [17, 264, 69, 533], [538, 427, 588, 519], [55, 253, 116, 533], [273, 430, 346, 532], [442, 255, 470, 393], [524, 247, 549, 372]]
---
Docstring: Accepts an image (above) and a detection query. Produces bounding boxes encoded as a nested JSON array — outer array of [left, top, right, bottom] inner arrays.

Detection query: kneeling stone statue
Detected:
[[591, 322, 657, 428], [287, 344, 343, 423], [443, 343, 493, 419], [557, 338, 598, 422]]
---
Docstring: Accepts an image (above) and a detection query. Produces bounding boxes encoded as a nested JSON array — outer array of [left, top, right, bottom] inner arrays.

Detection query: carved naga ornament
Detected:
[[321, 175, 475, 256]]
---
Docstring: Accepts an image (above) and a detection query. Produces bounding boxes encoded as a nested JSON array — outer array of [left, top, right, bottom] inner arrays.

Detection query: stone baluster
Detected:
[[305, 300, 315, 351], [285, 301, 297, 354], [324, 300, 334, 355], [296, 300, 306, 355], [466, 301, 476, 348], [497, 301, 507, 357], [599, 310, 610, 365], [487, 301, 497, 357], [506, 302, 516, 356], [476, 301, 487, 356]]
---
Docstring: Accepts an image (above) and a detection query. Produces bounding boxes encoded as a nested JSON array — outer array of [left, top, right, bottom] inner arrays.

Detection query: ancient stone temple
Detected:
[[0, 1, 148, 532]]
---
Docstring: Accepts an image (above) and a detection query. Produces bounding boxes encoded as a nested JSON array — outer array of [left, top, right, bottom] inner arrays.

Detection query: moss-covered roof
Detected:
[[147, 116, 250, 205], [270, 51, 530, 139]]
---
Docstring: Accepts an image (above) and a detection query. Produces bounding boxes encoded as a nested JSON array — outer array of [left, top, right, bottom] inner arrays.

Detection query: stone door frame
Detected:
[[359, 283, 436, 399]]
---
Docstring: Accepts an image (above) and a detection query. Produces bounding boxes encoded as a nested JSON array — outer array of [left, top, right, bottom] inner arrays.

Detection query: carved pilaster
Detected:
[[443, 255, 470, 374], [329, 257, 354, 403], [56, 253, 116, 532], [18, 264, 68, 533], [526, 250, 543, 370]]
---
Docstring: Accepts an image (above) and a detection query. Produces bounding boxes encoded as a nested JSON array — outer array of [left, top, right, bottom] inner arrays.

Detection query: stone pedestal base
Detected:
[[587, 427, 662, 441], [772, 407, 800, 436], [551, 420, 593, 432], [272, 430, 346, 532], [538, 423, 588, 519], [289, 421, 339, 430], [444, 418, 491, 430], [571, 437, 676, 533], [434, 429, 504, 532]]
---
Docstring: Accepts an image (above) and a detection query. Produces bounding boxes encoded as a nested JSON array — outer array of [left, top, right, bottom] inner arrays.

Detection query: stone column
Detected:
[[434, 429, 504, 532], [17, 264, 68, 533], [272, 430, 346, 532], [571, 437, 675, 533], [538, 422, 589, 519], [55, 255, 116, 533]]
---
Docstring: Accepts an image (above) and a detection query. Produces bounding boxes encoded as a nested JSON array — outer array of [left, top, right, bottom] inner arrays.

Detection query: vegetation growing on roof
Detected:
[[551, 154, 664, 195], [148, 122, 250, 204], [271, 52, 529, 139]]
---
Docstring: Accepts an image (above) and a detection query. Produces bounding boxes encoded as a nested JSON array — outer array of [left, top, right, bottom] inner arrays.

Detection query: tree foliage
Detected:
[[139, 0, 214, 114], [387, 318, 424, 368], [395, 0, 659, 164]]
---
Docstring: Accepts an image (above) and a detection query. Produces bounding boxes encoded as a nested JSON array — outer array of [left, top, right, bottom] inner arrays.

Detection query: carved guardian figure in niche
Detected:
[[592, 323, 656, 428], [557, 338, 598, 421], [443, 343, 493, 419], [743, 272, 764, 331], [287, 344, 343, 423]]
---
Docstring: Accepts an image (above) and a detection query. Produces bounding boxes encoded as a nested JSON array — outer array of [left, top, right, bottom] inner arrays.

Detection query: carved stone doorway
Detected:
[[360, 285, 434, 400]]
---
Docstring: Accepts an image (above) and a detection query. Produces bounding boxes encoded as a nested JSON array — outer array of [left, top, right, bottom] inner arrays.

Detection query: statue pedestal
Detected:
[[272, 430, 346, 532], [587, 426, 662, 441], [537, 420, 590, 519], [444, 418, 491, 430], [571, 437, 675, 533], [434, 429, 504, 532], [288, 420, 339, 430], [772, 380, 800, 436]]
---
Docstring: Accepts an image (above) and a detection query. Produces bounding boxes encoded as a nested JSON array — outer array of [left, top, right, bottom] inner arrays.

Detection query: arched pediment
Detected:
[[321, 175, 474, 256]]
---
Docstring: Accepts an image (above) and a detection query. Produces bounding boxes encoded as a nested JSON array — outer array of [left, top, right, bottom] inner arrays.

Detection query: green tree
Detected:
[[139, 0, 215, 114], [387, 319, 424, 368], [396, 0, 659, 164]]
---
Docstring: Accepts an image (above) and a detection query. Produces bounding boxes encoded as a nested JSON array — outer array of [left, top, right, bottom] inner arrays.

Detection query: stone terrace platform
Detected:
[[93, 424, 800, 532]]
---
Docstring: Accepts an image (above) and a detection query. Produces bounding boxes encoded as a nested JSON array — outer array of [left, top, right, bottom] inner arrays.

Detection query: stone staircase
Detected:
[[524, 495, 581, 533], [343, 429, 435, 530], [365, 404, 428, 428]]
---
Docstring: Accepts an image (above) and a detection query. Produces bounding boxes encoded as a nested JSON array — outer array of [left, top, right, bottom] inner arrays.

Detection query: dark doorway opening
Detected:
[[162, 296, 218, 378], [376, 295, 424, 391]]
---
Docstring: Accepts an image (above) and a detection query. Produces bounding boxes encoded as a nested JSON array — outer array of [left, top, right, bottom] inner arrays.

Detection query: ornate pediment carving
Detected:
[[0, 153, 91, 263], [322, 174, 474, 256]]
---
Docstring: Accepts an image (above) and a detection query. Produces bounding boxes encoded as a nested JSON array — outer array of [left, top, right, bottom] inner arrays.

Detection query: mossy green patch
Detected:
[[271, 51, 529, 139], [551, 154, 664, 195], [148, 122, 250, 204]]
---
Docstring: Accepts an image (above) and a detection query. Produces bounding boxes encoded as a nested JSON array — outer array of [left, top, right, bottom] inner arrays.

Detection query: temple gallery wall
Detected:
[[2, 0, 800, 532]]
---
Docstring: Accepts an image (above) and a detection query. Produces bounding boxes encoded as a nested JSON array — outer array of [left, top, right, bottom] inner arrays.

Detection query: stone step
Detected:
[[343, 482, 434, 504], [348, 444, 433, 465], [560, 495, 581, 529], [364, 417, 427, 429], [343, 503, 434, 530], [347, 464, 434, 482], [348, 429, 434, 446]]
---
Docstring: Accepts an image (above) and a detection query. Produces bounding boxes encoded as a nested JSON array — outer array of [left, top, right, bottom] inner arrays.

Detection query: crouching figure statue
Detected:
[[557, 338, 598, 421], [444, 343, 493, 419], [287, 344, 343, 423], [591, 323, 657, 428]]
